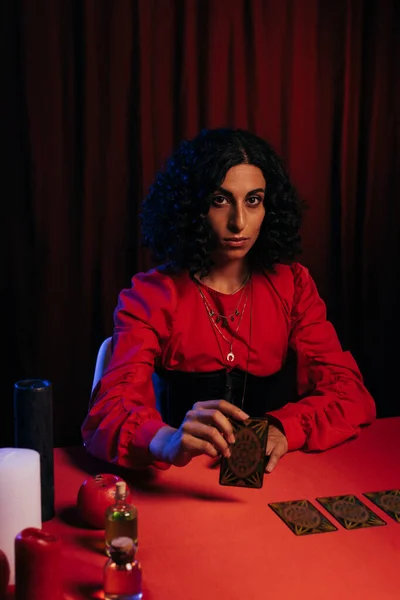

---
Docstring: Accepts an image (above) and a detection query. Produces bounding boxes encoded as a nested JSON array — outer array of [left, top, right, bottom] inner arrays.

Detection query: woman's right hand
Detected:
[[149, 400, 249, 467]]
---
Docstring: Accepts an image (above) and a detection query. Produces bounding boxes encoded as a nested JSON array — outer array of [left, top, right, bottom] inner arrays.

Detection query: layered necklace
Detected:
[[194, 274, 251, 364]]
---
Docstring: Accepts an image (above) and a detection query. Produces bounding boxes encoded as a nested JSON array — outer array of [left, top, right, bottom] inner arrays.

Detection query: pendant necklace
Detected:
[[195, 277, 250, 364]]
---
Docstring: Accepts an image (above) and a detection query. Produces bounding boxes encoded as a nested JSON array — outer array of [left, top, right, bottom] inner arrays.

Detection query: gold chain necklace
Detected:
[[196, 280, 250, 363], [195, 274, 250, 325], [198, 287, 248, 330], [201, 280, 253, 415]]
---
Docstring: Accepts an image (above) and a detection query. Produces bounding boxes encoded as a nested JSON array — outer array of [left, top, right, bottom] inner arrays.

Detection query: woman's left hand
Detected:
[[265, 424, 288, 473]]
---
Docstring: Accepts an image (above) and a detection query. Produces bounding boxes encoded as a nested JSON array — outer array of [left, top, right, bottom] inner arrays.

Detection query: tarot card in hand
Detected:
[[316, 494, 387, 529], [268, 499, 338, 536], [219, 418, 268, 489], [363, 489, 400, 523]]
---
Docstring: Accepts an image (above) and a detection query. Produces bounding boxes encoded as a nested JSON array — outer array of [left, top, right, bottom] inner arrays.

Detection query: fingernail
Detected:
[[224, 448, 231, 458], [239, 411, 250, 419], [229, 434, 236, 444]]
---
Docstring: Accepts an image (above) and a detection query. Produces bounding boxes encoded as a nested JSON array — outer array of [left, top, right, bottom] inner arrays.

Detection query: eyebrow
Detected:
[[214, 186, 265, 197]]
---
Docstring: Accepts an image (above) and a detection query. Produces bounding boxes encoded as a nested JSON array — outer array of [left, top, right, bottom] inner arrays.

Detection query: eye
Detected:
[[246, 196, 263, 206], [210, 195, 229, 206]]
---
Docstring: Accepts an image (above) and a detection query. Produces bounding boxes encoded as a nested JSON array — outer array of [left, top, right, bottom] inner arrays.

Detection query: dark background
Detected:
[[2, 0, 399, 448]]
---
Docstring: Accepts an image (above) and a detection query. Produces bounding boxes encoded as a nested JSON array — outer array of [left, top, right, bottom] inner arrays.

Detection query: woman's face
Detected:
[[207, 164, 266, 263]]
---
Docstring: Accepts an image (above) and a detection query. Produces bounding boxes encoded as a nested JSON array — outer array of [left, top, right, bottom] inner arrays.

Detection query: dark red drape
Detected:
[[2, 0, 399, 447]]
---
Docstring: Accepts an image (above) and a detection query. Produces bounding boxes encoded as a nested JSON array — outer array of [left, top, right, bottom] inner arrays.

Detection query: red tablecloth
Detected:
[[8, 417, 400, 599]]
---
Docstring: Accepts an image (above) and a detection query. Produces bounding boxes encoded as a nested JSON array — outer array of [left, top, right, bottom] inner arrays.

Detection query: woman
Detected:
[[81, 128, 376, 473]]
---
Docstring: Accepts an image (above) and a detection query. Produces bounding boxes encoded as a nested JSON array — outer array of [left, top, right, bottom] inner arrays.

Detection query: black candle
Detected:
[[13, 379, 55, 521]]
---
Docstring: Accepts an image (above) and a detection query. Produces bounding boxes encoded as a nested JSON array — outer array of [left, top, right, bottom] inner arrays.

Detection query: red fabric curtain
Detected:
[[3, 0, 399, 447]]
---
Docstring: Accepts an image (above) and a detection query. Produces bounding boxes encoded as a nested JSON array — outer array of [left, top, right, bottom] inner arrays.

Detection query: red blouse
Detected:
[[81, 262, 376, 469]]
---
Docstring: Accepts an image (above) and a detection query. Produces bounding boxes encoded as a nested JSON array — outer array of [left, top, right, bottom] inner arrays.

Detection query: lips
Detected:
[[223, 237, 250, 248]]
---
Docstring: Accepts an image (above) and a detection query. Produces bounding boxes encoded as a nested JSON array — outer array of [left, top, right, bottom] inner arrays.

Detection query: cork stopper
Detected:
[[115, 481, 126, 498], [110, 536, 135, 555]]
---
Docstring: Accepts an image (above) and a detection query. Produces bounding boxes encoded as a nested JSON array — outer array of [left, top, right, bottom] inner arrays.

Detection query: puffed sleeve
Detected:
[[81, 269, 177, 469], [267, 263, 376, 452]]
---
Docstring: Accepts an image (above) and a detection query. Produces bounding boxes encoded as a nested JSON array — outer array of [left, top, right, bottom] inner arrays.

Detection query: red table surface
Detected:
[[6, 417, 400, 600]]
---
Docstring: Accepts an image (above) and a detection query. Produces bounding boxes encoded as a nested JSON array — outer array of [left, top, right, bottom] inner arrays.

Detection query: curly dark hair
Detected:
[[140, 128, 306, 276]]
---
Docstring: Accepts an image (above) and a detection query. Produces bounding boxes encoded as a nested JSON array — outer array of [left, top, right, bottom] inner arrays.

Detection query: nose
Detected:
[[228, 204, 246, 233]]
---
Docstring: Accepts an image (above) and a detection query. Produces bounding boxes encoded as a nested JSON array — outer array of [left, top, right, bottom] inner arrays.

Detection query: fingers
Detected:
[[162, 427, 220, 467], [191, 400, 248, 442], [265, 424, 289, 473], [266, 439, 275, 457], [265, 447, 282, 473], [188, 408, 236, 444], [193, 400, 249, 422], [176, 400, 250, 465], [179, 431, 219, 460], [182, 420, 231, 457], [265, 440, 288, 472]]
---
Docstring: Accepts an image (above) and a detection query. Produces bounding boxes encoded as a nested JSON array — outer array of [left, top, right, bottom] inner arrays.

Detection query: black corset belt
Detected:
[[153, 350, 298, 429]]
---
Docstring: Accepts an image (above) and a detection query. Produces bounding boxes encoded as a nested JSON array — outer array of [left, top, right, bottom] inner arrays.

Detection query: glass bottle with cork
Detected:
[[105, 481, 138, 556], [104, 536, 142, 600]]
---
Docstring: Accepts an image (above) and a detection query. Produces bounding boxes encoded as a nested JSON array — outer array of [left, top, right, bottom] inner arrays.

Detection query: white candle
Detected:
[[0, 448, 42, 585]]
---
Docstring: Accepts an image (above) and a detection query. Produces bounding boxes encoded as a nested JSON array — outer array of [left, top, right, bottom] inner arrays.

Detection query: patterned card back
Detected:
[[219, 418, 268, 488]]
